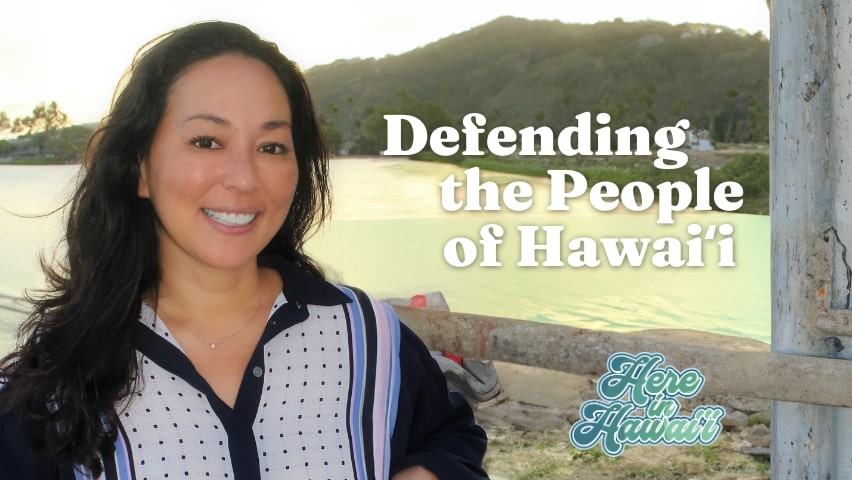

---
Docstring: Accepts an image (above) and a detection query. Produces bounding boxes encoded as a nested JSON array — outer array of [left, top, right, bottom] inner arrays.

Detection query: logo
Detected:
[[569, 352, 725, 456]]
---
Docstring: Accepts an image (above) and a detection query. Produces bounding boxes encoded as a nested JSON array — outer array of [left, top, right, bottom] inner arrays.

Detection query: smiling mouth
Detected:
[[203, 209, 257, 227]]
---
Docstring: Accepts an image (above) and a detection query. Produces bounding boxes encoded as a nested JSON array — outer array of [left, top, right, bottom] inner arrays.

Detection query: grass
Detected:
[[483, 425, 771, 480], [461, 157, 551, 177], [517, 461, 560, 480], [418, 149, 770, 215], [687, 443, 721, 466], [8, 156, 61, 165], [569, 445, 608, 463]]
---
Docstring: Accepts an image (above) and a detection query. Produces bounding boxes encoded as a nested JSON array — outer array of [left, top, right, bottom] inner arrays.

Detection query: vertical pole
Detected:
[[772, 0, 852, 477]]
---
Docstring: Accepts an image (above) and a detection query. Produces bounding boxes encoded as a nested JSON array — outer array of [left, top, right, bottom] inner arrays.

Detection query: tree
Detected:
[[745, 94, 769, 142], [0, 102, 84, 162], [49, 125, 95, 164], [353, 90, 455, 157], [670, 96, 692, 120], [628, 82, 658, 131], [10, 101, 70, 154], [13, 101, 69, 135], [319, 117, 344, 155], [353, 105, 398, 154]]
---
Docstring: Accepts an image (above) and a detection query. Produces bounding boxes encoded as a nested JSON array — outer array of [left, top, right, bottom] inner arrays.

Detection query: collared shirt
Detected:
[[0, 257, 488, 480]]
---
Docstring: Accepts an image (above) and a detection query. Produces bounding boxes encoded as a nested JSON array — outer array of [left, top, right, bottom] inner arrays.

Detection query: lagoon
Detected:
[[0, 158, 771, 353]]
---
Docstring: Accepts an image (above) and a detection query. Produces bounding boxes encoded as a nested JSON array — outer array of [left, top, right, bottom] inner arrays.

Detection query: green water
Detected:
[[0, 158, 770, 352]]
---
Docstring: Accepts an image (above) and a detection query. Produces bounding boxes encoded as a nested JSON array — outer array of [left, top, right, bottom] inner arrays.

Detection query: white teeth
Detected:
[[203, 209, 256, 227]]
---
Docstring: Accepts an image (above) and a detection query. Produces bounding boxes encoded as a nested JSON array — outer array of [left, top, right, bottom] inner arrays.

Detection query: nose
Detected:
[[221, 146, 258, 192]]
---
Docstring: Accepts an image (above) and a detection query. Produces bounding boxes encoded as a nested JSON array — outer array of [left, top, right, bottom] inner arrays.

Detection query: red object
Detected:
[[442, 353, 464, 366], [408, 294, 427, 308]]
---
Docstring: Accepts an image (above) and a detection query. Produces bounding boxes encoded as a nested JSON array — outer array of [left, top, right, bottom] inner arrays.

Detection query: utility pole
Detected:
[[772, 0, 852, 477]]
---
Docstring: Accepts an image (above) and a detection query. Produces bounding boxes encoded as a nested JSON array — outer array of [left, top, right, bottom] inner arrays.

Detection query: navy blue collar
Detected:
[[258, 255, 352, 307]]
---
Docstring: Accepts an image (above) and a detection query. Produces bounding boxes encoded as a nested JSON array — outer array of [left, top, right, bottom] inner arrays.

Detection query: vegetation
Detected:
[[448, 150, 770, 215], [0, 123, 93, 165], [483, 426, 771, 479], [0, 102, 92, 164], [352, 89, 456, 157], [304, 16, 771, 215], [2, 101, 70, 146], [307, 16, 769, 156], [1, 19, 770, 217]]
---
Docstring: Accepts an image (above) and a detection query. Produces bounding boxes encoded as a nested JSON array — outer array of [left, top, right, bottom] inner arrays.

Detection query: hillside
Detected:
[[0, 124, 93, 164], [305, 16, 769, 155]]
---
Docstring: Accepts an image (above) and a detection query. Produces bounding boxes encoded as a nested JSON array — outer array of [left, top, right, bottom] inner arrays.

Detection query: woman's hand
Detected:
[[391, 465, 440, 480]]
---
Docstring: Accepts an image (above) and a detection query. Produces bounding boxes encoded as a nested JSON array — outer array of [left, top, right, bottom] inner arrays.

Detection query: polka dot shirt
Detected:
[[0, 257, 488, 480], [124, 292, 355, 479]]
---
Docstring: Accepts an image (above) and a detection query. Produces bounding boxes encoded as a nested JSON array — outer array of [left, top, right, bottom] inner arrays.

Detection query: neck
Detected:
[[152, 261, 267, 333]]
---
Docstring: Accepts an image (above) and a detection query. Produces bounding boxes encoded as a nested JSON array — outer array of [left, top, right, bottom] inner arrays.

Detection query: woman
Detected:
[[0, 21, 488, 479]]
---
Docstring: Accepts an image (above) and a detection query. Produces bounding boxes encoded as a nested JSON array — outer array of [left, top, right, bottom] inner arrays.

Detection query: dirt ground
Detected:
[[475, 361, 771, 480], [684, 144, 768, 168]]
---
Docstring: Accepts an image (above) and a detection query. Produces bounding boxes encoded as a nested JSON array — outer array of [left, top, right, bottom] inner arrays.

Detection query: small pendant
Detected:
[[210, 343, 217, 349]]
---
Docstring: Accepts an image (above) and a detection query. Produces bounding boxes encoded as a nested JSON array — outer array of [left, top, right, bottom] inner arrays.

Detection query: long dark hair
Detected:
[[0, 21, 330, 475]]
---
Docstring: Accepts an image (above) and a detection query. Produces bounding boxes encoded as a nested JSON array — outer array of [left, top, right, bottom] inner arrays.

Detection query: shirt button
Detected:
[[252, 366, 263, 378]]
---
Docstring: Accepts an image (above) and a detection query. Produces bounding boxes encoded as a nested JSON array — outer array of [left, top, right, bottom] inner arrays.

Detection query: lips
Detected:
[[202, 208, 257, 227]]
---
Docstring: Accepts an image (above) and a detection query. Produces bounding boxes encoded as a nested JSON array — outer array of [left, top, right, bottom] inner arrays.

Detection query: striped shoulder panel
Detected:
[[336, 285, 402, 480], [70, 423, 134, 480]]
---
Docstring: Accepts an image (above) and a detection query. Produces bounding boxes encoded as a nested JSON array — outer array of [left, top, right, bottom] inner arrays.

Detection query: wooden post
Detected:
[[394, 306, 852, 408], [771, 0, 852, 476]]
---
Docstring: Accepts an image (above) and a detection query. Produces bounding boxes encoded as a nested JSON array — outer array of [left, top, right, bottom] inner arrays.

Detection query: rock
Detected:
[[748, 411, 771, 427], [475, 397, 571, 432], [743, 447, 771, 459], [491, 361, 594, 411], [722, 409, 750, 429], [745, 424, 771, 448]]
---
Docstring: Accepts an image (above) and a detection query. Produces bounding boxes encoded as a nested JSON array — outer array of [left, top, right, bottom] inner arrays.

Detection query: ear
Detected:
[[137, 157, 151, 199]]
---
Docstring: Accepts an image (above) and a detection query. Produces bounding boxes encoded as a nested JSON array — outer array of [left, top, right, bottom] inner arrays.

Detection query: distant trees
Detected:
[[47, 125, 95, 164], [354, 104, 399, 155], [307, 17, 770, 151], [317, 102, 344, 154], [352, 90, 455, 157], [0, 102, 90, 164], [709, 90, 768, 144], [2, 101, 69, 136], [1, 101, 71, 155]]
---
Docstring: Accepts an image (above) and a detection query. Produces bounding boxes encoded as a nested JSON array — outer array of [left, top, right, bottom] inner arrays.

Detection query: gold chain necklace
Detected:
[[166, 273, 265, 350]]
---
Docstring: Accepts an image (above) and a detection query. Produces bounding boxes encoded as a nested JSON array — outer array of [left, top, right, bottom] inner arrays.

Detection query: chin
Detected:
[[202, 250, 263, 271]]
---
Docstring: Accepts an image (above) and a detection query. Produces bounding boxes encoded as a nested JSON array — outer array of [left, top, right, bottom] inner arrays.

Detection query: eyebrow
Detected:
[[184, 113, 291, 130]]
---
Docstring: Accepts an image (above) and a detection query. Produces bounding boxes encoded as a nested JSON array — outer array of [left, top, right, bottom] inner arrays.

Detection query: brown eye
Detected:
[[191, 136, 221, 149], [260, 143, 289, 155]]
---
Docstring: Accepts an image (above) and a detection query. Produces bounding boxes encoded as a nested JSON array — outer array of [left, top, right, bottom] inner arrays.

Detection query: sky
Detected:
[[0, 0, 770, 125]]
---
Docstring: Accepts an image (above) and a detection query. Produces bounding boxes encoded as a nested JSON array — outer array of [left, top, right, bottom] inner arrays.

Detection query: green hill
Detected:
[[305, 16, 768, 155]]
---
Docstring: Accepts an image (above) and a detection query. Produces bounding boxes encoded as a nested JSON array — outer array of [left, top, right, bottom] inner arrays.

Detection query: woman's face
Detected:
[[138, 53, 298, 274]]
